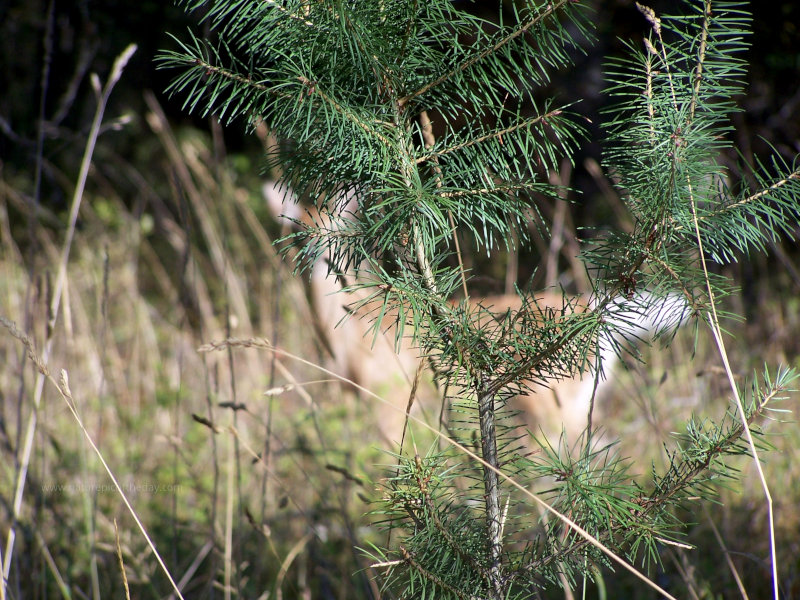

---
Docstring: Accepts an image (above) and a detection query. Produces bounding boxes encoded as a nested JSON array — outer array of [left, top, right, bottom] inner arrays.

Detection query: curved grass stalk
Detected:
[[198, 336, 680, 600], [687, 177, 778, 600], [1, 44, 137, 599], [0, 318, 185, 598], [0, 316, 183, 600]]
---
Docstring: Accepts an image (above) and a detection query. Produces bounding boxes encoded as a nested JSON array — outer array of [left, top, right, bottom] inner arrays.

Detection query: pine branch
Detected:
[[192, 58, 269, 92], [398, 0, 571, 106], [297, 75, 394, 147], [400, 546, 471, 600], [416, 109, 564, 164], [696, 166, 800, 225], [635, 2, 678, 109], [261, 0, 315, 28], [422, 488, 492, 583], [435, 183, 535, 199], [166, 1, 797, 596], [528, 369, 792, 573]]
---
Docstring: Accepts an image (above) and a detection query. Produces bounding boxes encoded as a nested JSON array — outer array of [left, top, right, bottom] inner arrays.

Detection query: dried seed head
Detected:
[[635, 2, 661, 36]]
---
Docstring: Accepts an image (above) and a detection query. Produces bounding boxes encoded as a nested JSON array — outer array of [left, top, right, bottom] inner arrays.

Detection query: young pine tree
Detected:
[[161, 1, 799, 597]]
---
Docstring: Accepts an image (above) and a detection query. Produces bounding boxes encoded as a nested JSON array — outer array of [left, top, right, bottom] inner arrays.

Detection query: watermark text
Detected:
[[41, 480, 182, 496]]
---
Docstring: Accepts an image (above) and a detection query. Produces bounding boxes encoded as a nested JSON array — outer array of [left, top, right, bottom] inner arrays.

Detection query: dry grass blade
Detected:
[[1, 43, 137, 596], [114, 519, 132, 600], [703, 505, 749, 600], [0, 316, 185, 599], [688, 178, 779, 600], [224, 427, 235, 600], [198, 335, 680, 600], [144, 91, 253, 335], [274, 532, 312, 600], [33, 531, 70, 600], [167, 541, 214, 600]]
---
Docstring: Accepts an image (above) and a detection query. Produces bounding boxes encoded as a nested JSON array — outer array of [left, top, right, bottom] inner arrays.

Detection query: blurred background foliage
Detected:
[[2, 1, 797, 204], [2, 0, 799, 297], [1, 1, 799, 598]]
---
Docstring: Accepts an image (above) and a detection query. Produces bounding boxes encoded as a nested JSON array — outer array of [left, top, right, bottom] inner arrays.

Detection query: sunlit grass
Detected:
[[1, 96, 797, 598]]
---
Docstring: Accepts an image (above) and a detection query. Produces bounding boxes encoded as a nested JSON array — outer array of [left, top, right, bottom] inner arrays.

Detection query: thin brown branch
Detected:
[[297, 75, 395, 148], [436, 183, 533, 199], [416, 110, 562, 164], [400, 546, 471, 600], [422, 488, 491, 582], [641, 248, 698, 311], [198, 337, 274, 353], [196, 59, 269, 91]]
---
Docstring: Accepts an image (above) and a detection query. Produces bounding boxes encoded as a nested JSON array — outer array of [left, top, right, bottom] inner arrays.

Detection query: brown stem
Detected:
[[477, 380, 503, 600]]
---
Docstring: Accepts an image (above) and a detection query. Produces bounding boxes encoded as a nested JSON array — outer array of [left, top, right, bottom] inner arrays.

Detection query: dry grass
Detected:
[[1, 88, 798, 599], [606, 296, 800, 598], [0, 90, 423, 598]]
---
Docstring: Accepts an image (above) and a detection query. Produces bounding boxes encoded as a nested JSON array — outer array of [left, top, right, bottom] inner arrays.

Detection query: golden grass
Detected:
[[1, 89, 797, 598], [0, 93, 413, 597]]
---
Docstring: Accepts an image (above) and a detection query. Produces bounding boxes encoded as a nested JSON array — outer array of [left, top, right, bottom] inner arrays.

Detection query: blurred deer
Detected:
[[264, 182, 690, 448], [264, 182, 437, 446], [469, 291, 689, 445]]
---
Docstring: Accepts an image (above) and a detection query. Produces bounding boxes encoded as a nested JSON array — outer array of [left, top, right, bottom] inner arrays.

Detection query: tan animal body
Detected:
[[264, 182, 436, 445], [264, 182, 689, 448], [468, 291, 688, 445]]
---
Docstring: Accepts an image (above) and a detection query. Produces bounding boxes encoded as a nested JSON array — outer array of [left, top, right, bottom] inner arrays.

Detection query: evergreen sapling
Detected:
[[161, 1, 799, 596]]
